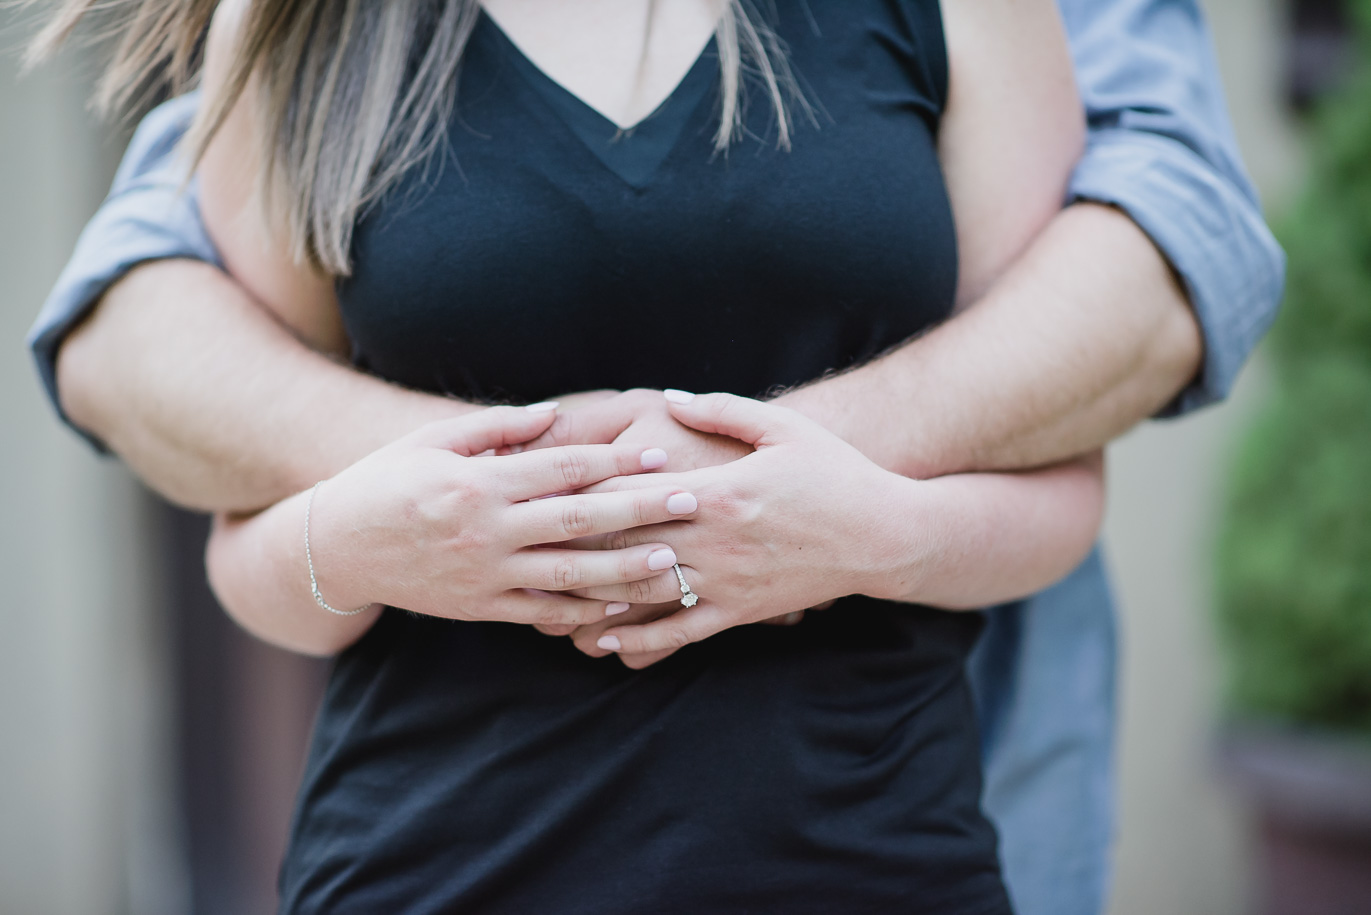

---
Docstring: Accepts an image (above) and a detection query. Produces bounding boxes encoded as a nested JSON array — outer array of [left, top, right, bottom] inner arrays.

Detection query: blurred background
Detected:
[[0, 1, 1363, 913]]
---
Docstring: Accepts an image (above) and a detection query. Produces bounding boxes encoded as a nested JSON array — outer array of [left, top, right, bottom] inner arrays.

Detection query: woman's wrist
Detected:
[[299, 476, 380, 614], [851, 472, 940, 604]]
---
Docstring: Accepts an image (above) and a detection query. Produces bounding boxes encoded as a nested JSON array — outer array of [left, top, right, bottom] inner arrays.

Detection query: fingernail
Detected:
[[783, 611, 804, 625], [606, 602, 631, 616], [640, 448, 668, 470], [526, 401, 559, 413], [598, 635, 622, 651], [664, 389, 695, 404], [666, 492, 698, 515], [647, 548, 677, 571]]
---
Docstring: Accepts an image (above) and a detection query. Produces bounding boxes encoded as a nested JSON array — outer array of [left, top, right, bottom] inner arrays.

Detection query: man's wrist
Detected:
[[772, 360, 946, 479]]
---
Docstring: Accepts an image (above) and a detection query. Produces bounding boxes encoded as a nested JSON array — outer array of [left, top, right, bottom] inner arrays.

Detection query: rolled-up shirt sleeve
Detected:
[[1062, 0, 1286, 415], [26, 92, 219, 449]]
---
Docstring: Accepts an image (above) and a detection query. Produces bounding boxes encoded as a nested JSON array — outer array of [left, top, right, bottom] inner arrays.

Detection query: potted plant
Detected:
[[1214, 4, 1371, 913]]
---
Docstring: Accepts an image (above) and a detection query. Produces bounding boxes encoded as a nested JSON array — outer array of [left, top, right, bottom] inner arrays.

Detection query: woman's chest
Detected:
[[339, 1, 955, 401]]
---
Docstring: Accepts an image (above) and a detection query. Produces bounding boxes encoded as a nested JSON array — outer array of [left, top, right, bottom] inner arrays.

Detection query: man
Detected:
[[28, 0, 1282, 912]]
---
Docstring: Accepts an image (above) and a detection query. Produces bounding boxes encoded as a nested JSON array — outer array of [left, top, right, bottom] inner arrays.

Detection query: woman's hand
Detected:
[[299, 404, 702, 627], [568, 391, 923, 656]]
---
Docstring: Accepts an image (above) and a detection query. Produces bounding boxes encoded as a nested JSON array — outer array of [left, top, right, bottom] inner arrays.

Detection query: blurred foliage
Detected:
[[1215, 7, 1371, 737]]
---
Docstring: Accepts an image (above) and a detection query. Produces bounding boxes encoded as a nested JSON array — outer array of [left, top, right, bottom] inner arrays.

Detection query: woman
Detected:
[[38, 0, 1099, 910]]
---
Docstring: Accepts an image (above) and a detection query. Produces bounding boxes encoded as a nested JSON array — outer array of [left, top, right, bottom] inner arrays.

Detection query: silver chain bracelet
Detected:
[[304, 481, 373, 617]]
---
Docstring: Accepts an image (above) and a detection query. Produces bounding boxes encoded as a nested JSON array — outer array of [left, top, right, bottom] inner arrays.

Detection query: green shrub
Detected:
[[1215, 6, 1371, 738]]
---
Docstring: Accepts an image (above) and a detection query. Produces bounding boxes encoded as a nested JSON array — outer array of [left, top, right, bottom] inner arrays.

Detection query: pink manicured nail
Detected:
[[640, 448, 668, 470], [664, 389, 695, 404], [647, 548, 677, 571], [598, 635, 622, 651], [525, 401, 559, 413], [666, 492, 698, 515], [606, 602, 631, 616]]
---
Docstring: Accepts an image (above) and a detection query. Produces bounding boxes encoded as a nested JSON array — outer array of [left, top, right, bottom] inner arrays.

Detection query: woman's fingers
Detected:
[[511, 487, 697, 544], [572, 567, 696, 604], [504, 545, 681, 593], [595, 601, 731, 655], [499, 443, 669, 501], [662, 390, 801, 449], [568, 600, 678, 658], [495, 589, 626, 628], [564, 520, 692, 553]]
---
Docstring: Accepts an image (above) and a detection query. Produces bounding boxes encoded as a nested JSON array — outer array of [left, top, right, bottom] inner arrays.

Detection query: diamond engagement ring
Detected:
[[672, 563, 699, 608]]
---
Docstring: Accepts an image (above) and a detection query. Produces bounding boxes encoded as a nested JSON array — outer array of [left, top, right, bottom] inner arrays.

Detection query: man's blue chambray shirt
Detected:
[[26, 3, 1285, 914]]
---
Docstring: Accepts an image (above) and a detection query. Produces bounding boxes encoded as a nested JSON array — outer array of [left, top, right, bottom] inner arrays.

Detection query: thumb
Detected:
[[661, 390, 798, 448], [413, 403, 560, 455]]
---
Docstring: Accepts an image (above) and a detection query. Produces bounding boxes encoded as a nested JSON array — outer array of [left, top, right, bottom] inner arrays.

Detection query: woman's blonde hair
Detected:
[[27, 0, 804, 275]]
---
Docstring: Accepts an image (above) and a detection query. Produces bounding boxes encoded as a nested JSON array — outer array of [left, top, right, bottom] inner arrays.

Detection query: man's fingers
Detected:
[[526, 394, 644, 450], [499, 443, 667, 501], [414, 404, 561, 455], [661, 390, 800, 448], [510, 486, 697, 544], [504, 545, 681, 593]]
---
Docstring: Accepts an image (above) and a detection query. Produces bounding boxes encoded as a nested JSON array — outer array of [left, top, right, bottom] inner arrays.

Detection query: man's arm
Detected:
[[35, 0, 1283, 506], [59, 259, 470, 511], [782, 0, 1285, 477], [781, 201, 1199, 478]]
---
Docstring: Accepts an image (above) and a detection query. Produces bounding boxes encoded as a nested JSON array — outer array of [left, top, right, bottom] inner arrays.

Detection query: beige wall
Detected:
[[0, 34, 186, 915]]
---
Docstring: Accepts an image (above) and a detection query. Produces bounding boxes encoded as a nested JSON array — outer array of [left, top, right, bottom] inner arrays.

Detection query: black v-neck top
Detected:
[[281, 4, 1010, 913]]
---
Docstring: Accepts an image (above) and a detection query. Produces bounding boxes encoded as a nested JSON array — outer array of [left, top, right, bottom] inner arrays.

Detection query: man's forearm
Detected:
[[58, 259, 472, 513], [778, 202, 1202, 478], [60, 202, 1196, 512]]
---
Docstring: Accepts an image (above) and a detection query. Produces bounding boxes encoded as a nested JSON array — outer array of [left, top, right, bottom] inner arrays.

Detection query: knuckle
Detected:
[[554, 450, 592, 489], [446, 474, 482, 504], [450, 524, 491, 556], [631, 494, 656, 528], [603, 528, 632, 553], [625, 576, 658, 603], [534, 603, 566, 627], [551, 556, 582, 590], [708, 482, 754, 523], [559, 500, 596, 538]]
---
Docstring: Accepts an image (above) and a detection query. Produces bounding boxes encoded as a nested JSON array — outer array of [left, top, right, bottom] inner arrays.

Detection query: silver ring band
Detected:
[[672, 563, 699, 608]]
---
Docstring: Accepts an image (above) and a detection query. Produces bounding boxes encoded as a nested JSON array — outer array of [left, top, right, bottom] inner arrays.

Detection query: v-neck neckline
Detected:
[[478, 9, 718, 188]]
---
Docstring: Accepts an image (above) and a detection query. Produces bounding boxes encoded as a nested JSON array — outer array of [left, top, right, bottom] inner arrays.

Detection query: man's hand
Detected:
[[526, 388, 752, 471]]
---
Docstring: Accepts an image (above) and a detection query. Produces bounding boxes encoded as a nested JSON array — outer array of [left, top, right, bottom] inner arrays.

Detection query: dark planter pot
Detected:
[[1220, 724, 1371, 915]]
